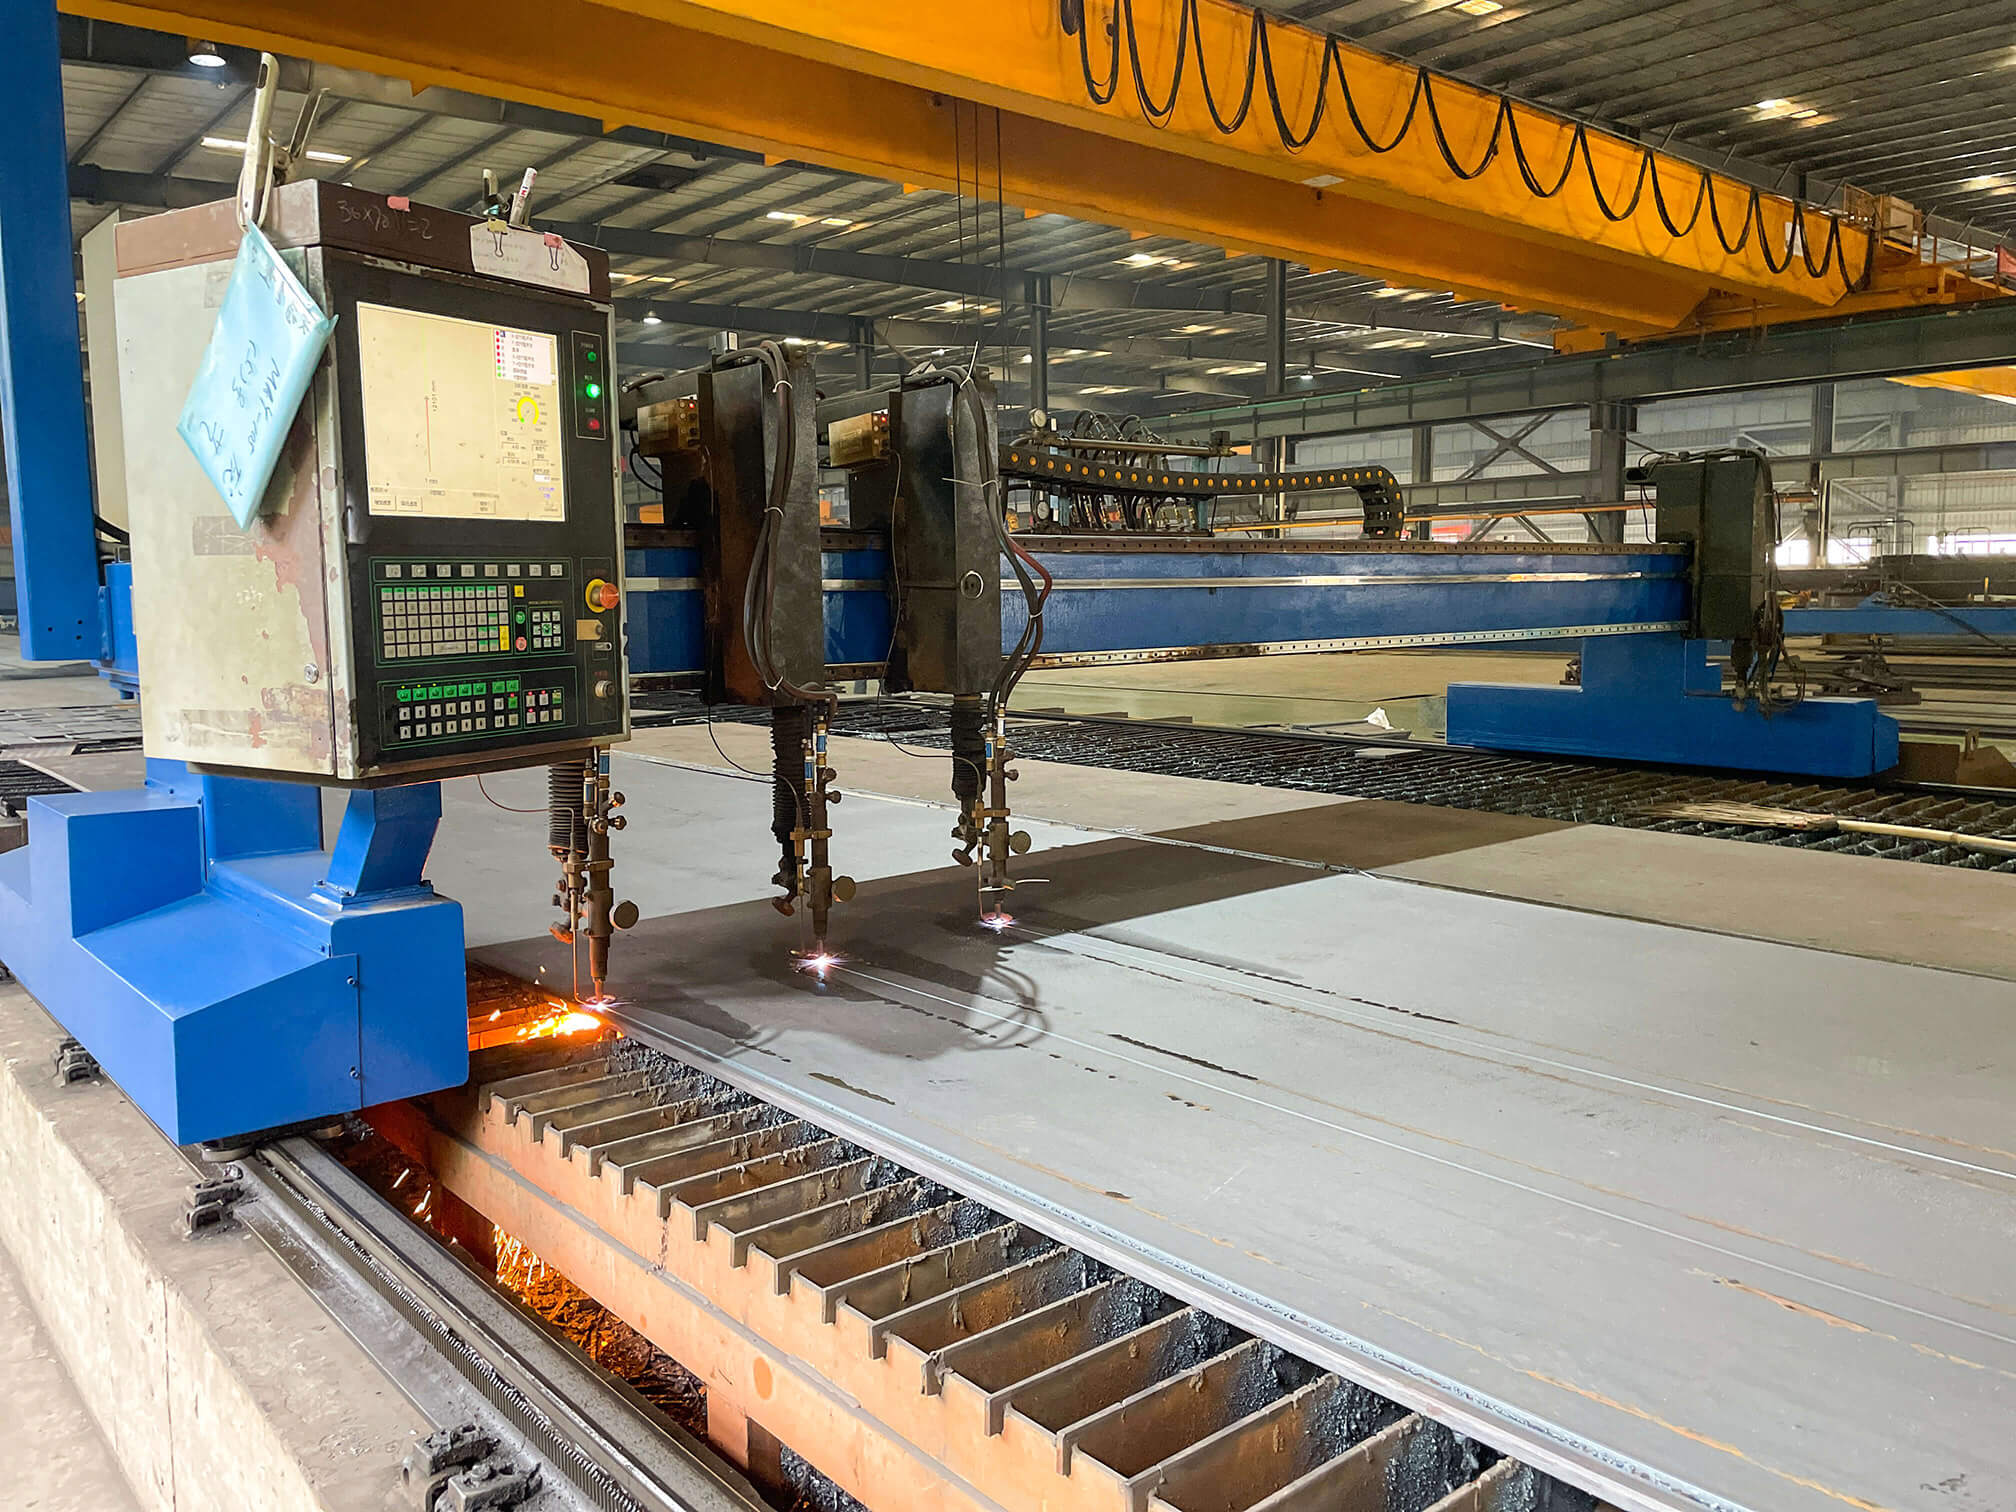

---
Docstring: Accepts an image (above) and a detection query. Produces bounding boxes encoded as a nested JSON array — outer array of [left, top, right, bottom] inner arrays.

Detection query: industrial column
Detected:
[[852, 317, 874, 395], [1410, 425, 1434, 540], [1585, 402, 1634, 544], [1262, 258, 1288, 526], [1027, 274, 1051, 418], [0, 0, 107, 660], [1807, 382, 1835, 561]]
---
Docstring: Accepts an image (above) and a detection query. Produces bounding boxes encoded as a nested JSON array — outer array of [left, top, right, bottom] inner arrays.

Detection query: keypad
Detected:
[[528, 606, 564, 651], [385, 676, 569, 747], [379, 583, 515, 659]]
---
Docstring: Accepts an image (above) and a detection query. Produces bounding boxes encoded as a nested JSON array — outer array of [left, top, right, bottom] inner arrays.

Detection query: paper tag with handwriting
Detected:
[[177, 223, 335, 529], [469, 221, 590, 294]]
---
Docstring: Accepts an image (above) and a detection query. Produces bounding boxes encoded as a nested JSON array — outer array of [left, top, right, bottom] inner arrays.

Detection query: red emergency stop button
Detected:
[[585, 579, 620, 611]]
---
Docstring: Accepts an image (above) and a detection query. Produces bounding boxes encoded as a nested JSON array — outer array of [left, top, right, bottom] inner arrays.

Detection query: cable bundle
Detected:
[[1070, 0, 1872, 291]]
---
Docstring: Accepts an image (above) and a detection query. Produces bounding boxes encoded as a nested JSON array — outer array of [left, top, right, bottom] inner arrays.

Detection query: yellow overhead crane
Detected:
[[74, 0, 2008, 343]]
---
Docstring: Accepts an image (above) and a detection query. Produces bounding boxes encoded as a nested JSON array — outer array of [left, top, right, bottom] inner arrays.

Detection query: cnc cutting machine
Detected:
[[0, 177, 635, 1145]]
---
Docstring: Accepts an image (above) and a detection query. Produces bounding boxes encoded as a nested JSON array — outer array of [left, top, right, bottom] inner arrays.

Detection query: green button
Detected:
[[508, 678, 520, 691], [397, 689, 410, 702]]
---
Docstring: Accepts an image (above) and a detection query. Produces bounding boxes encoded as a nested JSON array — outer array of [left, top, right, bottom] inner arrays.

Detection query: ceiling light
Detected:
[[1301, 173, 1345, 189], [1966, 174, 2010, 192], [1204, 362, 1264, 375], [1177, 323, 1214, 334], [1754, 98, 1789, 113], [187, 39, 227, 68], [1370, 287, 1406, 299], [642, 311, 662, 325], [1120, 252, 1162, 267], [820, 217, 853, 227], [765, 210, 808, 223], [1454, 0, 1502, 14]]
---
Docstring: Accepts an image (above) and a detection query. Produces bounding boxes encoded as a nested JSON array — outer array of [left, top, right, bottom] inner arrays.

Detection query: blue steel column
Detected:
[[0, 1, 103, 660]]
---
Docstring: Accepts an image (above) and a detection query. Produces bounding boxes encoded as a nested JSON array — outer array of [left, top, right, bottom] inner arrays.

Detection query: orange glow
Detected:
[[514, 1003, 605, 1041]]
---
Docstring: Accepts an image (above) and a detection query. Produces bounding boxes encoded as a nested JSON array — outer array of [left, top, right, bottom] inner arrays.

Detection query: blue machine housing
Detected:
[[623, 535, 1899, 777], [1782, 601, 2016, 639], [0, 761, 467, 1146], [1007, 543, 1689, 659], [1444, 634, 1900, 778]]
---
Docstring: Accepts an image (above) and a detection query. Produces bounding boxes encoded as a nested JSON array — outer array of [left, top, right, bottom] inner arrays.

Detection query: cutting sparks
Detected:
[[794, 950, 841, 979], [979, 910, 1015, 932], [514, 1003, 605, 1040]]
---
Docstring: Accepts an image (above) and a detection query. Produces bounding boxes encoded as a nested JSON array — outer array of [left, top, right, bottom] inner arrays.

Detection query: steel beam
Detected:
[[613, 295, 1420, 379], [57, 0, 1716, 333], [585, 0, 1861, 317], [1156, 299, 2016, 441], [53, 150, 1532, 341], [56, 15, 754, 164], [1, 2, 103, 659]]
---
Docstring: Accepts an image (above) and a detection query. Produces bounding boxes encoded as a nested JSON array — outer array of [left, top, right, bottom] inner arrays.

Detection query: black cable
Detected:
[[626, 433, 663, 489], [1074, 0, 1871, 291]]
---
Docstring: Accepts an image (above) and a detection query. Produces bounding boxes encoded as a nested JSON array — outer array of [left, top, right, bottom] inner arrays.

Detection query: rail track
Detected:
[[632, 693, 2016, 874]]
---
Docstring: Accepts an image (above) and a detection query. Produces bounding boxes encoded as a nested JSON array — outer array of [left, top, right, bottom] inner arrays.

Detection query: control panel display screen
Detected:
[[356, 304, 566, 521]]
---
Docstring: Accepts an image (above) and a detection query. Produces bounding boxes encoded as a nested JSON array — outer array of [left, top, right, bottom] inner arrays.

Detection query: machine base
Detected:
[[0, 759, 467, 1146], [1445, 633, 1901, 777]]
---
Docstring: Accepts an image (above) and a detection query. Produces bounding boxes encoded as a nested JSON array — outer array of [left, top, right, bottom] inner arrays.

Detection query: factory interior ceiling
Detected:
[[55, 3, 2016, 422]]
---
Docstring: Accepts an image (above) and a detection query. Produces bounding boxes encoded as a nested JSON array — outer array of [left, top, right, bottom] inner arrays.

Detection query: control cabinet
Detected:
[[114, 180, 628, 784]]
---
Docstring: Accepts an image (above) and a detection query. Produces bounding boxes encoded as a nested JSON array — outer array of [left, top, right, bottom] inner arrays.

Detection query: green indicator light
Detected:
[[397, 689, 409, 702], [584, 381, 602, 399], [586, 349, 598, 363]]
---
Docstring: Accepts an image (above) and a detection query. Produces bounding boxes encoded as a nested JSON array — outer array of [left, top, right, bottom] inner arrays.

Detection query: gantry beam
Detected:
[[65, 0, 1740, 334], [595, 0, 1869, 317]]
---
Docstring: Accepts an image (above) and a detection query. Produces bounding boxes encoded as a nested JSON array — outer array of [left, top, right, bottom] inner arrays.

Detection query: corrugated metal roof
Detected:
[[55, 8, 2016, 416]]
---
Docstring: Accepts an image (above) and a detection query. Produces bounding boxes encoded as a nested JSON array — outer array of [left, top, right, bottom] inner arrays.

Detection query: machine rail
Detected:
[[633, 695, 2016, 872], [237, 1132, 767, 1512]]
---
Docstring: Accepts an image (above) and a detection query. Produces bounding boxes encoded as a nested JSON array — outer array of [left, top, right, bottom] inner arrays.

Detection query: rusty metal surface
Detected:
[[448, 759, 2016, 1512], [424, 1039, 1540, 1512]]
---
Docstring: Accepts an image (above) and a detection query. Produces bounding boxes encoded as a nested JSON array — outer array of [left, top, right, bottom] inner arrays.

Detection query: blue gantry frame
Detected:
[[0, 6, 468, 1146], [624, 540, 1899, 777]]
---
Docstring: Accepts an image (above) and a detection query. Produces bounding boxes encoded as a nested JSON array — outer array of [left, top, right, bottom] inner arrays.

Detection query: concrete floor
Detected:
[[0, 1242, 140, 1512]]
